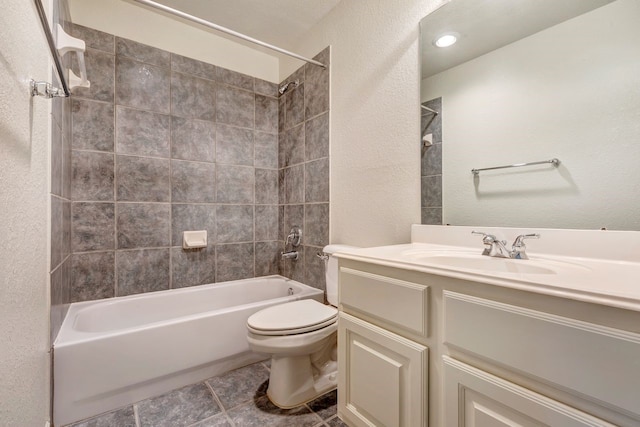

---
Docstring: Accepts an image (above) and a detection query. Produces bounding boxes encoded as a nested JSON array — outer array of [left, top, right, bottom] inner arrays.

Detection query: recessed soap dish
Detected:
[[183, 230, 207, 249]]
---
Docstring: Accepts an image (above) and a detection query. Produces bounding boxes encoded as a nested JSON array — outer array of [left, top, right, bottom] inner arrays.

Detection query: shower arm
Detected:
[[131, 0, 327, 69]]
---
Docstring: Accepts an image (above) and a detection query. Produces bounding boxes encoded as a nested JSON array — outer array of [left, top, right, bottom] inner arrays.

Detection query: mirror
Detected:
[[420, 0, 640, 231]]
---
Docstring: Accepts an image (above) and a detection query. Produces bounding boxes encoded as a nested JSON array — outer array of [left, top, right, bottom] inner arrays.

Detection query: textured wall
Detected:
[[67, 0, 279, 83], [69, 25, 283, 301], [0, 0, 52, 424], [281, 0, 446, 247], [279, 48, 331, 292]]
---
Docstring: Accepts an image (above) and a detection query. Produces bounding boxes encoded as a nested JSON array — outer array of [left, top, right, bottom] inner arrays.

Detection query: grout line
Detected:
[[71, 239, 282, 257], [204, 381, 233, 425], [168, 83, 174, 291], [304, 403, 327, 426], [133, 404, 141, 427], [70, 200, 287, 206], [113, 98, 119, 298], [305, 110, 329, 123]]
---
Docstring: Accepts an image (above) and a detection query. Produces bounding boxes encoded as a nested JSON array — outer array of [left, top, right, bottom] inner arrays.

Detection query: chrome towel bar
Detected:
[[472, 158, 560, 175]]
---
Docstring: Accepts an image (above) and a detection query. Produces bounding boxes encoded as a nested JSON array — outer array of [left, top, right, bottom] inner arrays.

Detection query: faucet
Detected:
[[281, 251, 299, 260], [472, 231, 540, 260]]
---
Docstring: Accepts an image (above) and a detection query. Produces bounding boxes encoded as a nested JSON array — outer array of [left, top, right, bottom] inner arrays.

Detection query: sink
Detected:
[[411, 253, 556, 275]]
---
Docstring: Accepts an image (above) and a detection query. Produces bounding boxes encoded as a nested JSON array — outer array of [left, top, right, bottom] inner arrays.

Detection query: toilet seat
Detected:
[[247, 299, 338, 336]]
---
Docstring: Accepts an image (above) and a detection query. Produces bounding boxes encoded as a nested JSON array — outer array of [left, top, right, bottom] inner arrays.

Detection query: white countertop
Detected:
[[334, 225, 640, 312]]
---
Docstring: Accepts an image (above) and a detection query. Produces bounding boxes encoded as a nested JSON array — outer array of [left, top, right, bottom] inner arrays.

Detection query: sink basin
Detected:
[[412, 253, 556, 275]]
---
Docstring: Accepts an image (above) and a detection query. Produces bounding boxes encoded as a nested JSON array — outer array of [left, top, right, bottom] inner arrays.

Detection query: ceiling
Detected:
[[421, 0, 615, 78], [150, 0, 342, 49]]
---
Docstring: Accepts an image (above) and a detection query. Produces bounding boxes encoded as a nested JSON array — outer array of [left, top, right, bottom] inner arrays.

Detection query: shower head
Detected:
[[278, 79, 300, 95]]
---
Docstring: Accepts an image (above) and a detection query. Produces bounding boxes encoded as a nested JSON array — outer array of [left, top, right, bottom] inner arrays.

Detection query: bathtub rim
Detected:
[[54, 275, 323, 346]]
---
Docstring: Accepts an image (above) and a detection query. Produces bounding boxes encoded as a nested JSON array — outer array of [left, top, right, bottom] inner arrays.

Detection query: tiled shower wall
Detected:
[[279, 48, 331, 292], [67, 24, 330, 302], [421, 97, 442, 224], [50, 0, 73, 343]]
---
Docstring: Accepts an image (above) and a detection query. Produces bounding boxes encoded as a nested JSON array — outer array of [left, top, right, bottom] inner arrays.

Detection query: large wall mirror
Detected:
[[419, 0, 640, 231]]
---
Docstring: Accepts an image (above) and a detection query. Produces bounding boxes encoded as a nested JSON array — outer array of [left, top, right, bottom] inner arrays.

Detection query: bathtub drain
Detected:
[[288, 287, 294, 295]]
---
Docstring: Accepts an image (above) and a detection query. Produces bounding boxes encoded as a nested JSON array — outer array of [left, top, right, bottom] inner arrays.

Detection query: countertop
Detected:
[[334, 225, 640, 313]]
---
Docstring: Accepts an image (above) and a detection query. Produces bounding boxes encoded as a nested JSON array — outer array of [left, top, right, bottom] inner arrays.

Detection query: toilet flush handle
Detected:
[[316, 252, 329, 261]]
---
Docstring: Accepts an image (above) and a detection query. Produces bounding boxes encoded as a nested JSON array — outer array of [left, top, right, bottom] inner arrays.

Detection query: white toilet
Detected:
[[247, 244, 355, 408]]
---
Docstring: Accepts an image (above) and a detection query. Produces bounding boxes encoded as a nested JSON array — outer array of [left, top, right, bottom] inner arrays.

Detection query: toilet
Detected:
[[247, 244, 355, 408]]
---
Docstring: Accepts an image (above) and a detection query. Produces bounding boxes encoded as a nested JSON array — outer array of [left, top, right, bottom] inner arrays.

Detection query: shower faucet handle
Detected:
[[286, 226, 302, 247]]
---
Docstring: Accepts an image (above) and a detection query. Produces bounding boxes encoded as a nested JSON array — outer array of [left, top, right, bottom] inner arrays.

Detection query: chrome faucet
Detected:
[[472, 231, 540, 260], [281, 251, 299, 260]]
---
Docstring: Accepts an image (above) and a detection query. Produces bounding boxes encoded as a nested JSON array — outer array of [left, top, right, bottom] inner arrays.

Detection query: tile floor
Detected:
[[66, 361, 347, 427]]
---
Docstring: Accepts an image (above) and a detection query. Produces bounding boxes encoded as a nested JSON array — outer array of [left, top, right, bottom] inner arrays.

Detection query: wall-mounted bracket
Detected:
[[30, 80, 66, 98]]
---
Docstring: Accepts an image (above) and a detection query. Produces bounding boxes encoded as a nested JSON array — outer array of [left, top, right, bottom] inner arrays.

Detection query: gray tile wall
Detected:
[[421, 98, 443, 224], [68, 25, 331, 301], [69, 24, 287, 301], [279, 47, 331, 294], [50, 0, 73, 344]]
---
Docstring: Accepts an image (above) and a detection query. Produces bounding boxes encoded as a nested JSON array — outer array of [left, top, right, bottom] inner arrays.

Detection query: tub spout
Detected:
[[281, 250, 299, 260]]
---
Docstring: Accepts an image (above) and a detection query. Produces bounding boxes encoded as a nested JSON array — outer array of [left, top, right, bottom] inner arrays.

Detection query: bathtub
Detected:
[[53, 275, 323, 426]]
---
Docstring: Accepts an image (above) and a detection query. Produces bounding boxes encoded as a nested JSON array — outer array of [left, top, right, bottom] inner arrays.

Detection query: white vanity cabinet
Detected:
[[336, 256, 640, 427], [337, 267, 429, 427]]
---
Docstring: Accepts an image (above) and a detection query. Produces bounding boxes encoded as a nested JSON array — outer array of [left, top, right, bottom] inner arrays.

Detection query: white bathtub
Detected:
[[53, 275, 323, 426]]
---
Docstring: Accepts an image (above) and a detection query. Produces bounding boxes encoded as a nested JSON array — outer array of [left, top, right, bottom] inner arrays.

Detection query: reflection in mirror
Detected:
[[420, 0, 640, 231]]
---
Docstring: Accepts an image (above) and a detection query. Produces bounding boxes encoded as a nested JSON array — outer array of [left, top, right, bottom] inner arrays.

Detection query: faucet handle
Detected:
[[472, 231, 500, 244], [472, 231, 504, 256], [512, 233, 540, 248], [511, 233, 540, 260]]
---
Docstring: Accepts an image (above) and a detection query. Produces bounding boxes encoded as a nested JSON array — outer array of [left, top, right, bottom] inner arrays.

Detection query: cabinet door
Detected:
[[443, 356, 616, 427], [338, 312, 428, 427]]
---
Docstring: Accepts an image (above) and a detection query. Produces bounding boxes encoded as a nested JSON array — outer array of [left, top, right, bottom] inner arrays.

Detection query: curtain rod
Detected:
[[131, 0, 327, 69], [34, 0, 70, 97]]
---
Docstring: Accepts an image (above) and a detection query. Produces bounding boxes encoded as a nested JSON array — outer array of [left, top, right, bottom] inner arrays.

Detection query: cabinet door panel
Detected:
[[464, 389, 546, 427], [443, 291, 640, 418], [338, 313, 428, 427], [444, 356, 616, 427]]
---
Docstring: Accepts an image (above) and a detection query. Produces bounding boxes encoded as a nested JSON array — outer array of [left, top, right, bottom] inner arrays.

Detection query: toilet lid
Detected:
[[247, 299, 338, 335]]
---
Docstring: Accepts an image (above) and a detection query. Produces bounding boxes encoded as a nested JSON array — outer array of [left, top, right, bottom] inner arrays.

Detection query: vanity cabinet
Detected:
[[336, 257, 640, 427], [337, 267, 429, 427]]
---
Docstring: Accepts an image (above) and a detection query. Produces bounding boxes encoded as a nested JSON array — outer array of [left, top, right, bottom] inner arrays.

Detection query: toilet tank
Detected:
[[322, 245, 358, 306]]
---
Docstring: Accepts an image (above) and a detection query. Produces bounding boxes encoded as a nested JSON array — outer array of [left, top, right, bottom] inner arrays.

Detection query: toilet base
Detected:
[[266, 333, 337, 408]]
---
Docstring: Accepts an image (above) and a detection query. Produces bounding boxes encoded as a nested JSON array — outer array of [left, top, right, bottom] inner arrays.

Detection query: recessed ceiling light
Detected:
[[433, 33, 458, 48]]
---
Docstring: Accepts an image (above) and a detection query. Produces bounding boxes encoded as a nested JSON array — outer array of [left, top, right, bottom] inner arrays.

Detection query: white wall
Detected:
[[68, 0, 280, 82], [282, 0, 446, 247], [0, 1, 52, 425], [422, 0, 640, 230]]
